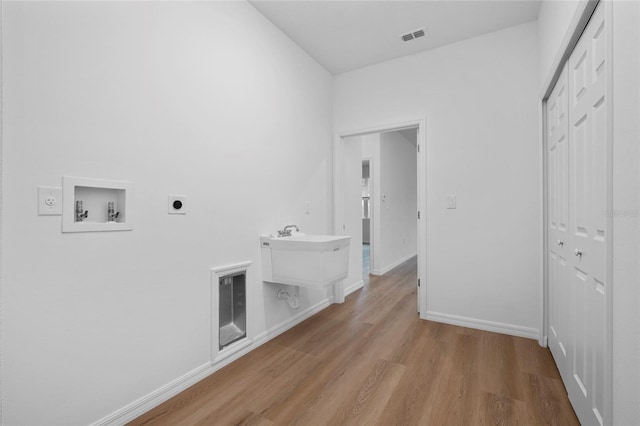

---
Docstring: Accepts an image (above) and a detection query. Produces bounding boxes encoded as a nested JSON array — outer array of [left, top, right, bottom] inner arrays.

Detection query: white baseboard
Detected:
[[213, 336, 255, 365], [91, 363, 214, 426], [92, 298, 332, 426], [425, 311, 539, 340], [252, 298, 332, 346], [371, 252, 416, 276], [344, 280, 364, 297]]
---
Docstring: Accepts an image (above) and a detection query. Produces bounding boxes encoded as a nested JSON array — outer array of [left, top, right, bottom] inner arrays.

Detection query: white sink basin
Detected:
[[260, 233, 351, 288]]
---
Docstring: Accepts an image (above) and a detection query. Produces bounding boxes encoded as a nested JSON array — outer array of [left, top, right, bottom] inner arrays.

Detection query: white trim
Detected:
[[343, 279, 364, 298], [362, 156, 374, 271], [539, 96, 548, 347], [416, 124, 427, 317], [210, 261, 253, 278], [91, 362, 213, 426], [426, 311, 539, 340], [257, 298, 333, 342], [62, 176, 134, 233], [334, 117, 427, 317], [210, 261, 252, 365], [370, 252, 417, 276], [337, 121, 422, 137], [539, 0, 599, 99], [603, 1, 614, 421], [92, 297, 332, 426], [0, 1, 4, 421], [212, 336, 254, 365]]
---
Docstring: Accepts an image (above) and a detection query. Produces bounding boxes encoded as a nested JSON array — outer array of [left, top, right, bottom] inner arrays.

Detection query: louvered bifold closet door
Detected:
[[547, 2, 608, 426]]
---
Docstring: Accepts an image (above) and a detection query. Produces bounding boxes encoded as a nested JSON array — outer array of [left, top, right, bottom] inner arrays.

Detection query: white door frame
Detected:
[[333, 118, 427, 316], [362, 157, 375, 272], [540, 0, 612, 423]]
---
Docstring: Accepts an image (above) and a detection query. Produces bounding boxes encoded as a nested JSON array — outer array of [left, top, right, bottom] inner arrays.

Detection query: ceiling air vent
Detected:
[[402, 33, 414, 42], [401, 28, 426, 42]]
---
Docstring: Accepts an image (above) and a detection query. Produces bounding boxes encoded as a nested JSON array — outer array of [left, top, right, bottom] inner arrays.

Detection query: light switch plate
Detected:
[[38, 186, 63, 215], [168, 195, 187, 214], [447, 195, 457, 209]]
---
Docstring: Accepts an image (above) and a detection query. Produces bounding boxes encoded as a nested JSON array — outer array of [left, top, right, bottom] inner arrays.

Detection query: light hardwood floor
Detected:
[[130, 257, 579, 425]]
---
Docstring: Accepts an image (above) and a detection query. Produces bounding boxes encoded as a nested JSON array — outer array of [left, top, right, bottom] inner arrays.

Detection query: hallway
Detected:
[[131, 257, 578, 425]]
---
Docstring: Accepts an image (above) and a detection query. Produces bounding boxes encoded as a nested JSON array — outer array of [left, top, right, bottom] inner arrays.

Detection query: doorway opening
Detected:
[[333, 118, 426, 315]]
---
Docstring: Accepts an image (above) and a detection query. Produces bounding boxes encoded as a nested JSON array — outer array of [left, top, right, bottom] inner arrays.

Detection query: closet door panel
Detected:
[[547, 64, 570, 382], [566, 3, 607, 425]]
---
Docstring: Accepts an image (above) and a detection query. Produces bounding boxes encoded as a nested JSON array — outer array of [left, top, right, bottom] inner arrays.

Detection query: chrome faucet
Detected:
[[75, 200, 88, 222], [278, 224, 300, 237], [107, 202, 120, 222]]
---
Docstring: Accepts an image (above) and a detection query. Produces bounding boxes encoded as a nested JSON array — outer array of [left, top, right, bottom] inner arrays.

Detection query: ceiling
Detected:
[[250, 0, 541, 75]]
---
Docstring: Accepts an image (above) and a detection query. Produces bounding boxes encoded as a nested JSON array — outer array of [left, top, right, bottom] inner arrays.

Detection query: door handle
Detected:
[[574, 249, 583, 257]]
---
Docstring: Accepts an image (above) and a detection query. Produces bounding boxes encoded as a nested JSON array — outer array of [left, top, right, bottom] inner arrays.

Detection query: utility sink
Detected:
[[260, 233, 351, 288]]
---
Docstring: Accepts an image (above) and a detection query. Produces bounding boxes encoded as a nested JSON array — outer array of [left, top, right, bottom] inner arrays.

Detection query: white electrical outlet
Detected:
[[38, 186, 63, 215]]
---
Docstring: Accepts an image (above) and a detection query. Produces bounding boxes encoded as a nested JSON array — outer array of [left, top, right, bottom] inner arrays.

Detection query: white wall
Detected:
[[341, 135, 364, 291], [1, 2, 333, 424], [537, 0, 581, 88], [376, 130, 417, 273], [538, 1, 640, 422], [334, 21, 540, 337], [610, 2, 640, 424]]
